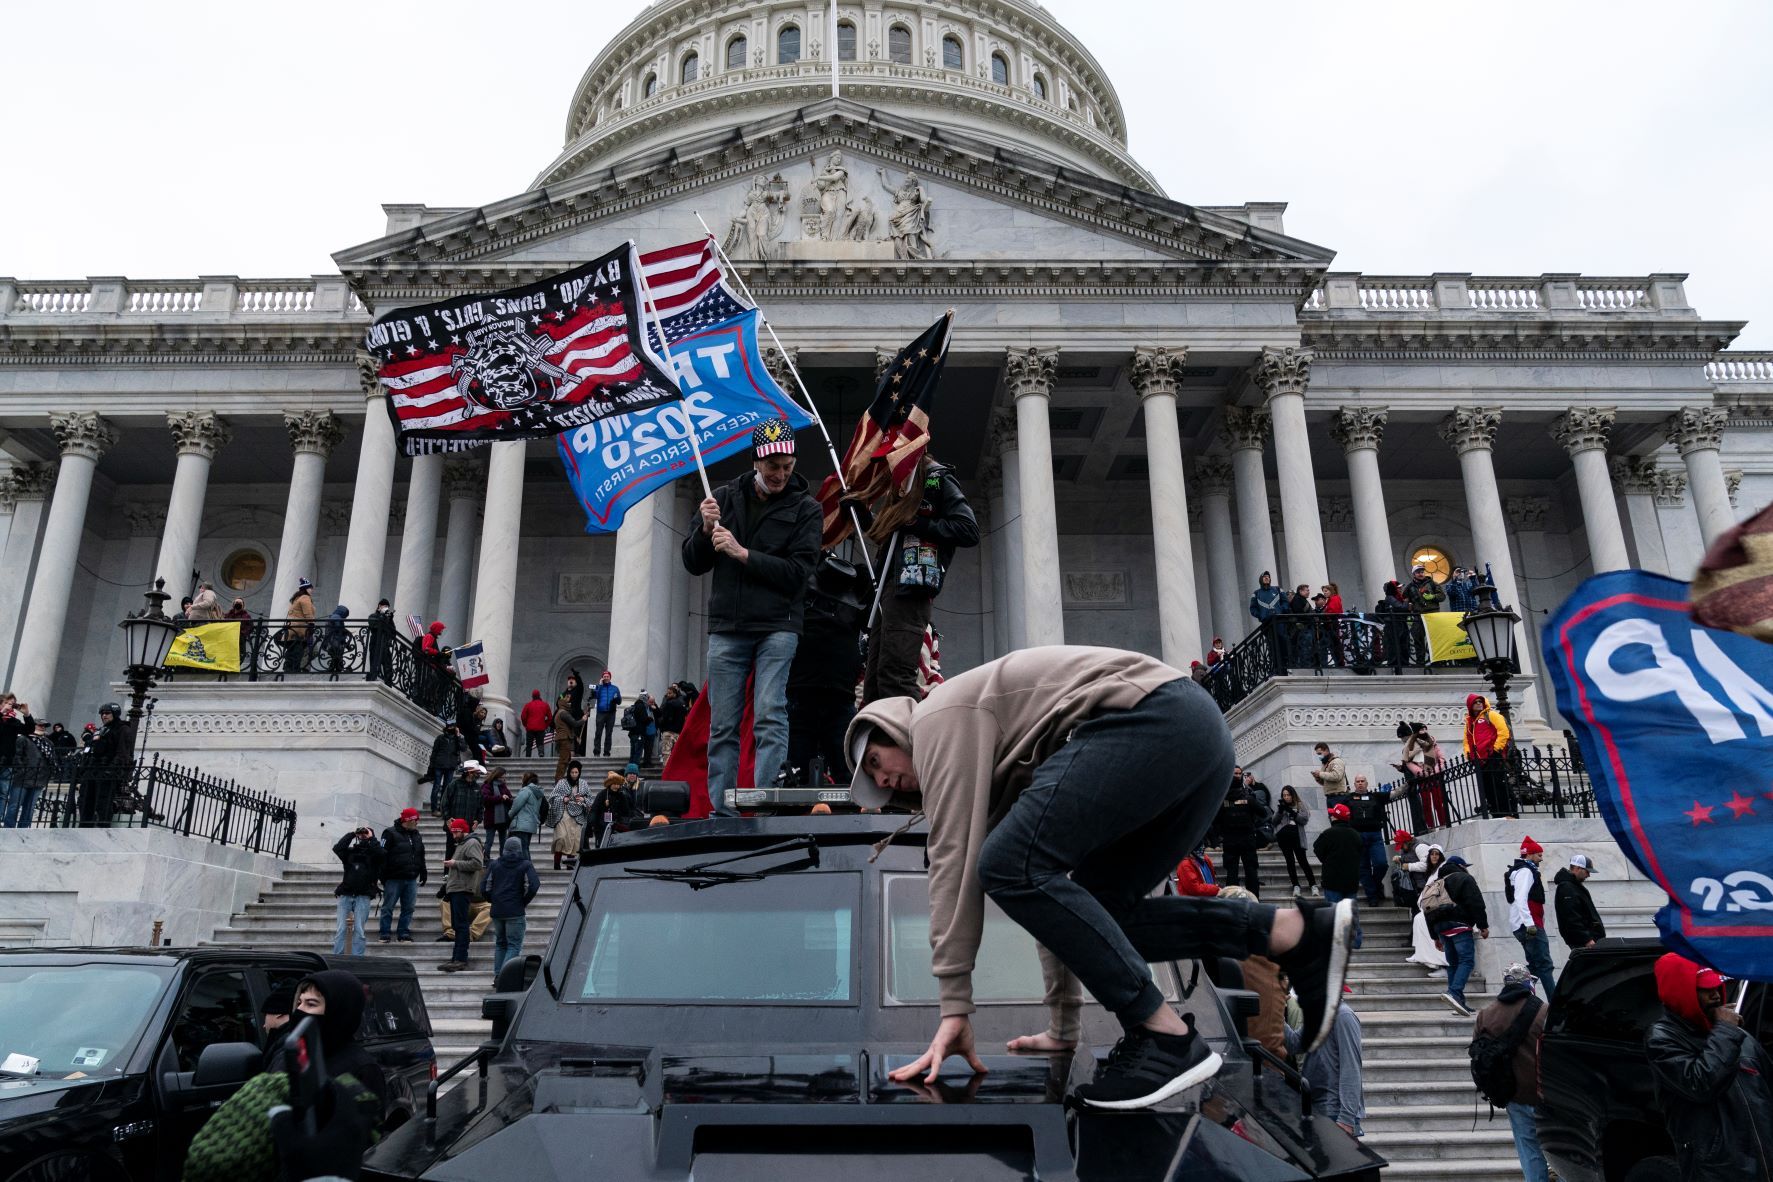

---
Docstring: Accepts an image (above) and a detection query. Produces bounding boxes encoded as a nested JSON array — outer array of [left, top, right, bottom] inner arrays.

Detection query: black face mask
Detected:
[[1318, 752, 1331, 764]]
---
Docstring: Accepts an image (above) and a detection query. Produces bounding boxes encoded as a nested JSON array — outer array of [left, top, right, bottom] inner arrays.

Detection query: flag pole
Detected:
[[632, 240, 714, 502], [693, 214, 877, 582]]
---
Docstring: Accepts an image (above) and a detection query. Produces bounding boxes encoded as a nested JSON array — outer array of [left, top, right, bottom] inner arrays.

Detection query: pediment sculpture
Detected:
[[723, 152, 937, 261]]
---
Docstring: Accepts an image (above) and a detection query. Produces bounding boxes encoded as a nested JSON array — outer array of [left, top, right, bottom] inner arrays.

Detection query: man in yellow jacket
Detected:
[[846, 645, 1354, 1111], [1462, 692, 1514, 818]]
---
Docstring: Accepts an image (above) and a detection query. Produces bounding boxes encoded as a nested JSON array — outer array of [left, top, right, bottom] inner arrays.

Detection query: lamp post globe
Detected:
[[118, 577, 181, 736]]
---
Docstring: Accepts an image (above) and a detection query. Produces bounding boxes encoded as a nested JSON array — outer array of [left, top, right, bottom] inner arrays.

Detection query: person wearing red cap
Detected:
[[1463, 693, 1515, 818], [377, 807, 428, 943], [1387, 829, 1423, 912], [1646, 952, 1773, 1180], [1313, 804, 1365, 944], [1506, 836, 1555, 995], [439, 819, 485, 972]]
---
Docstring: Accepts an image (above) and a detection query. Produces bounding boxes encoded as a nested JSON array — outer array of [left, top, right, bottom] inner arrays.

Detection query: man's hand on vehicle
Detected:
[[889, 1014, 988, 1084]]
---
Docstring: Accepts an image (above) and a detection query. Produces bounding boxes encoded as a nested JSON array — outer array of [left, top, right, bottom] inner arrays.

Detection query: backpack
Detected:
[[620, 704, 636, 731], [1469, 995, 1541, 1108], [537, 790, 554, 828], [1417, 874, 1454, 920]]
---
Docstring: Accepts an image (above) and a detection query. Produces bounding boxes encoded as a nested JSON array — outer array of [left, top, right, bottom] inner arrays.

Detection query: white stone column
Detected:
[[272, 412, 344, 611], [337, 388, 400, 617], [154, 411, 232, 600], [435, 459, 482, 637], [1331, 406, 1395, 608], [1440, 407, 1536, 683], [1665, 407, 1734, 547], [1006, 348, 1064, 647], [0, 465, 54, 685], [11, 413, 117, 708], [1222, 406, 1278, 596], [608, 491, 664, 696], [468, 440, 526, 719], [1130, 346, 1203, 665], [988, 412, 1026, 650], [1195, 455, 1243, 644], [668, 486, 693, 683], [1610, 457, 1670, 575], [1550, 407, 1630, 573], [391, 453, 443, 623], [1258, 346, 1328, 589]]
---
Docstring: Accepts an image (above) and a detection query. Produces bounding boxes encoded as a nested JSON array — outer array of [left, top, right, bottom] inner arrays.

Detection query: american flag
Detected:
[[366, 242, 680, 454], [639, 237, 753, 348]]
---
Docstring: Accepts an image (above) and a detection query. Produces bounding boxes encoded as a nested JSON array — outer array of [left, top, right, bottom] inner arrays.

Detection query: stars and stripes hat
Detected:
[[752, 418, 796, 458]]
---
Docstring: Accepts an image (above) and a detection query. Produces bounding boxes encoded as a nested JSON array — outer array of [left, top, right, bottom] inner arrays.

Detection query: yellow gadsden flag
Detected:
[[165, 622, 242, 673], [1423, 612, 1477, 663]]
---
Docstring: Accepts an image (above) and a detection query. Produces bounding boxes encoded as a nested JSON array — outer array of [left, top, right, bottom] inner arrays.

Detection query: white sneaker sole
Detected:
[[1077, 1050, 1224, 1110], [1304, 898, 1356, 1054]]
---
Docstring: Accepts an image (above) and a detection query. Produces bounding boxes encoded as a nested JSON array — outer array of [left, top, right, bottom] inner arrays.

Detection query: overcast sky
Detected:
[[3, 1, 1768, 344]]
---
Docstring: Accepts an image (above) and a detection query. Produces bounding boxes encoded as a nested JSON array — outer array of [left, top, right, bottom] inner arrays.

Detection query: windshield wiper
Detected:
[[624, 836, 820, 890]]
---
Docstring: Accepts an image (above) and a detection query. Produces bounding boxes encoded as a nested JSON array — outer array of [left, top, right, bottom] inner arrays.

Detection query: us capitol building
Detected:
[[1, 0, 1768, 861]]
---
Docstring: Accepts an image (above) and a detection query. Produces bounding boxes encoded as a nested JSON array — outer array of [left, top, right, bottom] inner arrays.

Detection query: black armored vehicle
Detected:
[[366, 816, 1383, 1181]]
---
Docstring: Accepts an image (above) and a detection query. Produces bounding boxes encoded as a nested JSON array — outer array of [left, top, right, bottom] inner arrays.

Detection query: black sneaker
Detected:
[[1275, 896, 1356, 1054], [1073, 1024, 1223, 1110]]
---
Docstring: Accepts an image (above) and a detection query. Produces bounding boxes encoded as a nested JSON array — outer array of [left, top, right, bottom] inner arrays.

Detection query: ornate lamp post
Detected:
[[1458, 601, 1522, 725], [118, 578, 181, 747]]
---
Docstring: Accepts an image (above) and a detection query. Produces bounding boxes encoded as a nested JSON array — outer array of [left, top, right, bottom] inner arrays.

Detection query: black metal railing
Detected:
[[1377, 739, 1594, 832], [157, 617, 457, 717], [1204, 612, 1520, 712], [3, 753, 295, 857]]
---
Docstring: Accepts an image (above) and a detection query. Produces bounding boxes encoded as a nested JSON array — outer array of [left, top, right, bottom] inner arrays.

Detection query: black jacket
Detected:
[[333, 833, 384, 897], [0, 710, 32, 767], [588, 787, 644, 844], [481, 845, 541, 920], [1217, 786, 1262, 850], [683, 470, 822, 635], [1312, 823, 1363, 894], [1551, 868, 1605, 947], [427, 730, 466, 775], [1646, 1011, 1773, 1181], [873, 462, 979, 599], [1426, 863, 1490, 933], [380, 824, 428, 883]]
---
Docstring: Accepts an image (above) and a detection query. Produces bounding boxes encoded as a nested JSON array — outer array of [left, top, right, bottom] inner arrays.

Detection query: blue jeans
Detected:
[[1507, 1103, 1551, 1182], [0, 769, 39, 828], [379, 878, 418, 939], [1442, 929, 1476, 1001], [1324, 889, 1363, 949], [333, 895, 372, 955], [1514, 927, 1557, 995], [430, 769, 449, 812], [449, 893, 473, 964], [974, 679, 1275, 1031], [706, 630, 798, 816], [492, 915, 528, 979], [1357, 831, 1388, 903]]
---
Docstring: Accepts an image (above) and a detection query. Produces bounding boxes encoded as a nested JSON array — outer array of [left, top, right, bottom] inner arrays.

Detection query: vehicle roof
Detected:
[[0, 947, 328, 969], [590, 812, 926, 858]]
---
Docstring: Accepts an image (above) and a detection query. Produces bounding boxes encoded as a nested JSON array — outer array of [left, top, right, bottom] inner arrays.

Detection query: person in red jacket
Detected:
[[420, 621, 447, 665], [518, 690, 551, 757], [1175, 846, 1219, 897]]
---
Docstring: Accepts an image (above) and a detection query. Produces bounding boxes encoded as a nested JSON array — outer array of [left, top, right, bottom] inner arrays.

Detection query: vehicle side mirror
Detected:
[[1220, 988, 1261, 1040], [492, 954, 537, 995], [194, 1041, 263, 1087], [483, 995, 516, 1042]]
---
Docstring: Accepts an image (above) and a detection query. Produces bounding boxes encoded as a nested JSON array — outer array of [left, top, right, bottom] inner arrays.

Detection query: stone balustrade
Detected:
[[0, 276, 367, 321], [1708, 352, 1773, 382], [1304, 272, 1690, 315]]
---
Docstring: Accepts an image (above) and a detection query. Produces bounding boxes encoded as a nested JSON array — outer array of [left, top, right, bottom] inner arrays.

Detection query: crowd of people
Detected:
[[0, 691, 138, 828]]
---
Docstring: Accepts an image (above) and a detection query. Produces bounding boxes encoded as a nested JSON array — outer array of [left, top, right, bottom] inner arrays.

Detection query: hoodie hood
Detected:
[[296, 969, 368, 1057], [499, 837, 528, 864], [1496, 980, 1536, 1006], [428, 621, 446, 635], [530, 689, 542, 700], [1467, 693, 1489, 712], [844, 696, 917, 809], [1552, 867, 1578, 887], [1655, 952, 1724, 1031], [329, 605, 349, 620]]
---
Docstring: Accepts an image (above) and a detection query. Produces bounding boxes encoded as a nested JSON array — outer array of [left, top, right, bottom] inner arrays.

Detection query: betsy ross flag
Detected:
[[365, 242, 681, 456], [816, 312, 953, 547]]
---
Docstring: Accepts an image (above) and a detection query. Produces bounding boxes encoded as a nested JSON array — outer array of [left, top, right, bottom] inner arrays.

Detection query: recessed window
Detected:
[[1032, 73, 1048, 100], [837, 21, 856, 61], [778, 25, 800, 64], [726, 34, 748, 70], [221, 548, 268, 594], [888, 24, 912, 64], [1066, 95, 1077, 112], [681, 51, 699, 83], [643, 73, 658, 98], [990, 52, 1009, 85], [941, 34, 963, 70], [1411, 545, 1454, 583]]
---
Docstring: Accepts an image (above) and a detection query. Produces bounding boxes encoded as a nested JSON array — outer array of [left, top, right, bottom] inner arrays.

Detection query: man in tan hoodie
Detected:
[[846, 644, 1354, 1111]]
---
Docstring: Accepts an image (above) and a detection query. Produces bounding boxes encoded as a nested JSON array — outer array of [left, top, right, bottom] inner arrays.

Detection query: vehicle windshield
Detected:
[[571, 873, 857, 1003], [0, 963, 172, 1078]]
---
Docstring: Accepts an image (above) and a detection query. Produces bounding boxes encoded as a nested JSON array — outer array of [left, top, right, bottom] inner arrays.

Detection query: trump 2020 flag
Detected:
[[365, 242, 680, 455], [1544, 569, 1773, 979], [556, 308, 811, 532], [451, 641, 490, 690]]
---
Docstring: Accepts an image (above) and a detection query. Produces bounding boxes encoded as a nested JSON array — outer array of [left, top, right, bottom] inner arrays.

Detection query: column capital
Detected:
[[49, 411, 118, 462], [1439, 405, 1502, 454], [1550, 406, 1616, 456], [1609, 455, 1660, 495], [874, 348, 896, 383], [1654, 468, 1688, 507], [1003, 346, 1059, 400], [0, 463, 56, 508], [124, 504, 167, 537], [284, 410, 347, 458], [1507, 495, 1550, 530], [167, 410, 232, 459], [1129, 345, 1186, 400], [988, 408, 1020, 455], [1194, 454, 1234, 498], [762, 345, 798, 391], [1255, 345, 1313, 401], [442, 458, 485, 501], [1220, 405, 1271, 452], [355, 350, 383, 399], [1726, 469, 1744, 507], [1330, 405, 1388, 453], [1664, 406, 1728, 455]]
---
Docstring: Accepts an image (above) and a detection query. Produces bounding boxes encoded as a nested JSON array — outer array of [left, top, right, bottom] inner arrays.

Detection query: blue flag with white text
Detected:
[[556, 309, 813, 533], [1544, 570, 1773, 980]]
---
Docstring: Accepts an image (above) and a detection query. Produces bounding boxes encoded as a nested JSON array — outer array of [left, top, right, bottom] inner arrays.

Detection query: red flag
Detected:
[[660, 680, 757, 818]]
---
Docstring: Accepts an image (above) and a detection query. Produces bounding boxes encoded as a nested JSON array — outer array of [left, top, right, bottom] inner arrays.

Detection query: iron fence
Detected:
[[158, 617, 457, 717], [1378, 740, 1594, 833], [2, 753, 295, 858]]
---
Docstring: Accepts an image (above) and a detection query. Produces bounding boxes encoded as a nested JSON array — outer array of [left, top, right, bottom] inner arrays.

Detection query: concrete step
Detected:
[[1342, 988, 1495, 1013], [1363, 1103, 1490, 1131], [1356, 1013, 1487, 1039], [1361, 1129, 1518, 1161], [1359, 1034, 1471, 1061], [1372, 1160, 1529, 1182], [1359, 1079, 1497, 1108]]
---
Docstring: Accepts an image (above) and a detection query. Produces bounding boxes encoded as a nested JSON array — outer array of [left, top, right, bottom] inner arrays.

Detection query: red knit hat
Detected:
[[1520, 835, 1544, 856], [448, 817, 471, 833], [399, 807, 420, 821], [1393, 829, 1415, 848]]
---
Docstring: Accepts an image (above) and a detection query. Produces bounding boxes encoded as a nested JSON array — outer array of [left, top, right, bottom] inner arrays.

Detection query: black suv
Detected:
[[1538, 937, 1772, 1182], [366, 815, 1383, 1181], [0, 947, 435, 1182]]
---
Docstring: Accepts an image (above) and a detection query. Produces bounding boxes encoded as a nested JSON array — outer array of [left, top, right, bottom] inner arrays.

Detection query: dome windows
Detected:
[[1032, 72, 1048, 100], [837, 20, 857, 61], [681, 51, 699, 83], [990, 52, 1009, 85], [941, 34, 963, 70], [778, 25, 800, 64], [888, 24, 912, 65], [643, 72, 658, 98], [726, 34, 748, 70]]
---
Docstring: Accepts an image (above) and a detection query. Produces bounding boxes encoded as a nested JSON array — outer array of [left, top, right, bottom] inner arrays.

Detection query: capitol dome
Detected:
[[534, 0, 1158, 192]]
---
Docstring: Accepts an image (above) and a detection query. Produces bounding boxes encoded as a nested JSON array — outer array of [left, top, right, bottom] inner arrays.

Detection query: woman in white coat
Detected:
[[1404, 843, 1448, 972]]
